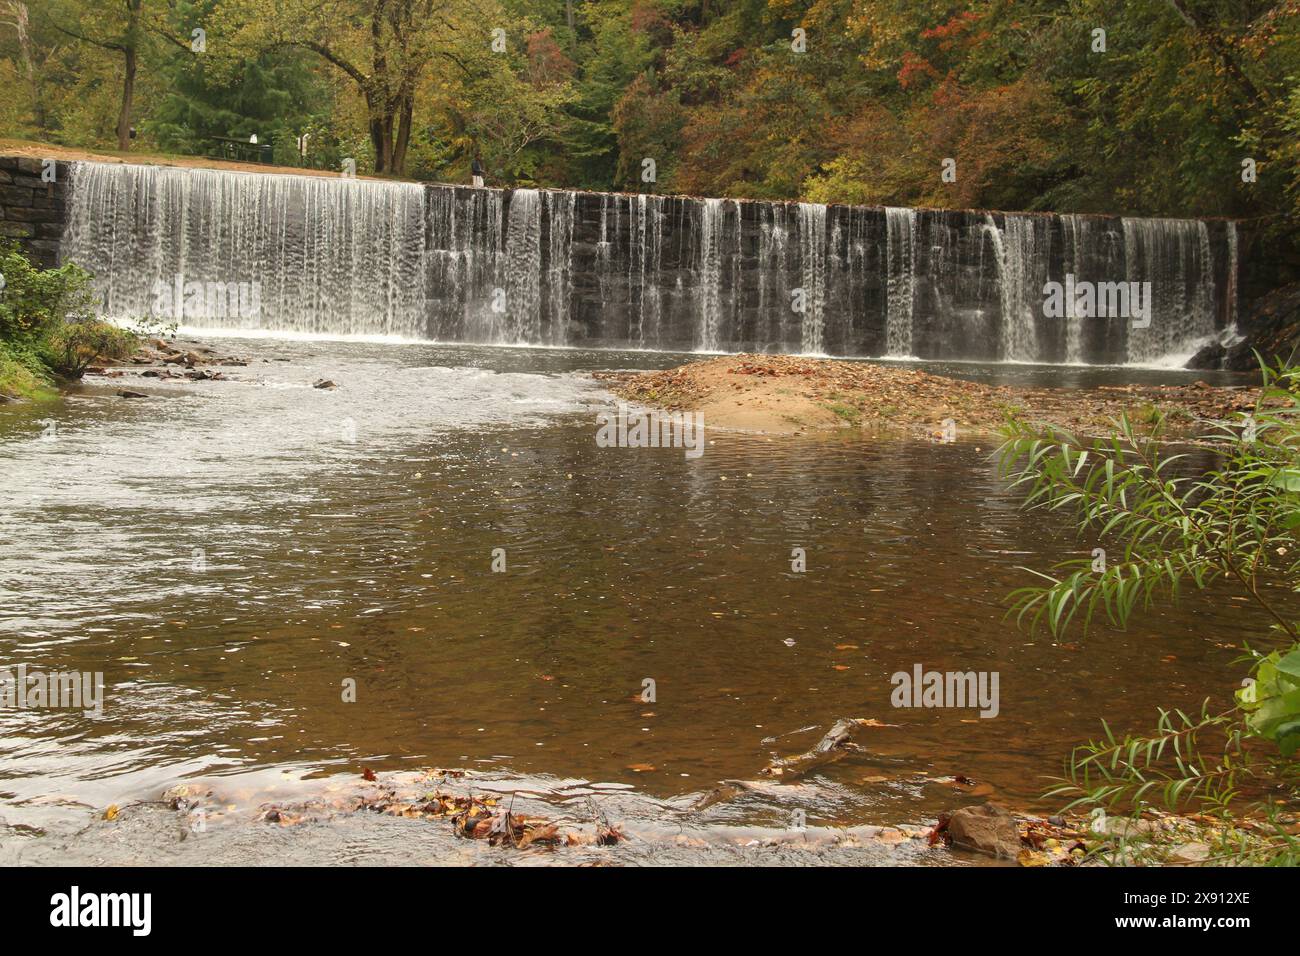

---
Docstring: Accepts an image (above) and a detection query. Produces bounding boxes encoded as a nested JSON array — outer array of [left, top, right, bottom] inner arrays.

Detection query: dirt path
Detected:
[[0, 137, 425, 184]]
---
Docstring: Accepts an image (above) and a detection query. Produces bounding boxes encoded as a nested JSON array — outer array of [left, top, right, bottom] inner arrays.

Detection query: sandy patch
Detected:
[[594, 354, 1259, 439]]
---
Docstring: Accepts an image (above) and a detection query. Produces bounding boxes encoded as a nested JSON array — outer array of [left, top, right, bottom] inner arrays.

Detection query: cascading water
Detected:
[[62, 161, 430, 338], [1062, 214, 1086, 364], [543, 190, 576, 347], [1226, 222, 1239, 333], [501, 188, 542, 344], [990, 214, 1044, 362], [60, 160, 1238, 365], [756, 204, 792, 352], [695, 198, 725, 352], [1122, 217, 1218, 364], [884, 207, 916, 357], [629, 194, 664, 347], [798, 203, 828, 354]]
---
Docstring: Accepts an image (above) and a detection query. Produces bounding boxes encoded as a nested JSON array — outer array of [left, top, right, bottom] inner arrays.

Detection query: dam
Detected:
[[50, 159, 1240, 365]]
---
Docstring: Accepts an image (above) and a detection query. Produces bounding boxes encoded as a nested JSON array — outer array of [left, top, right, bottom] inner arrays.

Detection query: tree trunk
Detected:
[[117, 44, 135, 150], [392, 94, 413, 177], [369, 115, 386, 172]]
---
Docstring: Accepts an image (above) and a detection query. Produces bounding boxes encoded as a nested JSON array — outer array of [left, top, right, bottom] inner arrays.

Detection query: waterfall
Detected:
[[501, 189, 542, 343], [1122, 217, 1216, 363], [798, 203, 828, 354], [59, 160, 1237, 365], [544, 190, 576, 346], [62, 161, 429, 338], [1062, 214, 1086, 363], [755, 204, 792, 352], [632, 194, 666, 347], [884, 207, 916, 357], [696, 198, 725, 351], [1226, 221, 1239, 333], [990, 214, 1043, 362]]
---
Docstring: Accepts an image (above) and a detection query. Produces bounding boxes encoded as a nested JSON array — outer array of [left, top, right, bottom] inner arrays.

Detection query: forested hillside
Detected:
[[2, 0, 1296, 223]]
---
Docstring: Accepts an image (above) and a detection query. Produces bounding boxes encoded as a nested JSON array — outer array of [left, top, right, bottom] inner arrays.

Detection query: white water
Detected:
[[695, 197, 726, 352], [884, 207, 916, 357], [61, 161, 1238, 366], [798, 203, 828, 354]]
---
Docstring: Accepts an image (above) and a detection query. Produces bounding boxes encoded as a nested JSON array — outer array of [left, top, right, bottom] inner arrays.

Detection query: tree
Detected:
[[42, 0, 151, 150], [219, 0, 494, 175], [0, 1, 52, 132]]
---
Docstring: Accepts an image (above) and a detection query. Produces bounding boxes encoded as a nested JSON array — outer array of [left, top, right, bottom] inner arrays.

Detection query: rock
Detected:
[[1169, 841, 1211, 865], [116, 389, 148, 399], [313, 379, 337, 389], [1186, 340, 1226, 369], [947, 803, 1022, 859], [1186, 282, 1300, 371], [1102, 815, 1159, 838]]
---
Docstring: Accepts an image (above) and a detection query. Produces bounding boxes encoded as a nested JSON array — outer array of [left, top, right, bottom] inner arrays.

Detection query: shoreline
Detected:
[[1, 761, 1259, 868]]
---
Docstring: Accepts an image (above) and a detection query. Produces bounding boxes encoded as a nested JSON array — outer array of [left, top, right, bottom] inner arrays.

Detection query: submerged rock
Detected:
[[947, 803, 1022, 859]]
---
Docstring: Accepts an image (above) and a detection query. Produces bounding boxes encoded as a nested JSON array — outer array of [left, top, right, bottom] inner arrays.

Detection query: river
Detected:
[[0, 338, 1259, 864]]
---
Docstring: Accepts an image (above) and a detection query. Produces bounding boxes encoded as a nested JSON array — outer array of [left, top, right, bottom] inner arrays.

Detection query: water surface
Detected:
[[0, 340, 1263, 856]]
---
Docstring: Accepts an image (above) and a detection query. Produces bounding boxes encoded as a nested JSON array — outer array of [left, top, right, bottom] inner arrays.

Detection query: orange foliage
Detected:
[[526, 28, 577, 87]]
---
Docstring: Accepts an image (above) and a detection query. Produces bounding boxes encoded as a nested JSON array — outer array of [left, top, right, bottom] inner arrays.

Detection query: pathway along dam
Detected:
[[56, 160, 1239, 365]]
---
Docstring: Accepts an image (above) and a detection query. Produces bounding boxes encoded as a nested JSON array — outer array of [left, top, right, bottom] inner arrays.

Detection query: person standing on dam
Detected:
[[471, 154, 485, 188]]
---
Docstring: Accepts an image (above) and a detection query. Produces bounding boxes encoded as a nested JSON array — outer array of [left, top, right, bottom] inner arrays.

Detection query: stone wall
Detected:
[[0, 157, 70, 269]]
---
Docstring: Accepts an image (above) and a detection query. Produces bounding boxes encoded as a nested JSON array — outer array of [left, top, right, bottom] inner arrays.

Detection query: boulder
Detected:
[[947, 803, 1022, 859], [1186, 282, 1300, 371]]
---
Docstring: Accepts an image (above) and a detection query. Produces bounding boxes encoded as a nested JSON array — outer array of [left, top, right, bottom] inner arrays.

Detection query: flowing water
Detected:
[[60, 162, 1238, 365], [0, 338, 1266, 863]]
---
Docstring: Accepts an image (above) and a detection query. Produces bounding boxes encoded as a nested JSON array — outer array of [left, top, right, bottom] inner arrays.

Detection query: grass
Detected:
[[823, 400, 864, 426], [0, 338, 55, 401]]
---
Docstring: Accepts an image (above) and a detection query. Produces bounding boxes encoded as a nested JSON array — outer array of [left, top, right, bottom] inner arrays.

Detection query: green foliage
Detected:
[[40, 318, 136, 378], [0, 242, 134, 394], [998, 360, 1300, 863], [1238, 647, 1300, 756], [147, 1, 332, 161], [0, 241, 95, 339]]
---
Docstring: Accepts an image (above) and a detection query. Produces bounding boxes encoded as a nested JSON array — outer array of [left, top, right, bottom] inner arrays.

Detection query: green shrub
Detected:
[[998, 360, 1300, 865], [0, 242, 135, 396], [0, 241, 96, 340], [40, 320, 137, 378]]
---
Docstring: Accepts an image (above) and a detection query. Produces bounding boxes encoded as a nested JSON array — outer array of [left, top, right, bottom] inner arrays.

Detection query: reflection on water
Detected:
[[0, 339, 1261, 844]]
